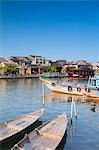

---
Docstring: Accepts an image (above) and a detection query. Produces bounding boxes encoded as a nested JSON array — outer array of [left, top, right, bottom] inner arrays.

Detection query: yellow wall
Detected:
[[0, 63, 5, 75], [26, 67, 31, 75], [19, 68, 25, 75], [19, 67, 31, 75], [19, 63, 26, 75], [0, 63, 5, 68]]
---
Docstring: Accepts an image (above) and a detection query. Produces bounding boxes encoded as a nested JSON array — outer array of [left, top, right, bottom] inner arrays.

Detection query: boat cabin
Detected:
[[90, 77, 99, 96], [90, 77, 99, 88]]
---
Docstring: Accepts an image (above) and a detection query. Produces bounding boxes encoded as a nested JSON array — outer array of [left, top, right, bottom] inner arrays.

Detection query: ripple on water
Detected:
[[0, 78, 99, 150]]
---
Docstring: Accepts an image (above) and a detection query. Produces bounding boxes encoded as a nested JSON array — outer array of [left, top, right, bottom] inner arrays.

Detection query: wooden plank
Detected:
[[0, 109, 44, 142], [40, 132, 62, 139], [6, 124, 23, 131], [11, 113, 67, 150]]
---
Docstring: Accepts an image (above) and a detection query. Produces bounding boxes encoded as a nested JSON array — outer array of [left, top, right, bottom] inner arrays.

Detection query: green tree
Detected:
[[3, 64, 18, 75], [48, 66, 56, 73], [40, 66, 49, 73], [40, 66, 57, 73]]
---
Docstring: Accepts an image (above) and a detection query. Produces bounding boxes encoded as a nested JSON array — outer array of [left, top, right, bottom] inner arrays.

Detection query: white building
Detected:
[[28, 55, 51, 66]]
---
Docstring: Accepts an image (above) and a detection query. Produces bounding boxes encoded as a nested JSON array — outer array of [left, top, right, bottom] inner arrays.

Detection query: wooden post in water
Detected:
[[84, 76, 91, 99], [42, 82, 45, 106], [70, 115, 77, 143], [70, 97, 77, 124], [74, 100, 77, 119], [70, 99, 73, 124]]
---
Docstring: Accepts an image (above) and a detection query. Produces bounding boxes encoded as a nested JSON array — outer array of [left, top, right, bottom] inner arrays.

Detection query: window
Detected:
[[91, 80, 96, 86]]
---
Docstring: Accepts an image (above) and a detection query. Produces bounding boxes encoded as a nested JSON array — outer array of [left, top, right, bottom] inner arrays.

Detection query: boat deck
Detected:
[[0, 109, 44, 142], [12, 113, 67, 150]]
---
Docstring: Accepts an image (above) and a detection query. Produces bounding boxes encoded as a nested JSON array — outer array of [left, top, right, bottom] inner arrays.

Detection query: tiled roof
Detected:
[[0, 57, 9, 63], [11, 56, 30, 62], [29, 55, 42, 58]]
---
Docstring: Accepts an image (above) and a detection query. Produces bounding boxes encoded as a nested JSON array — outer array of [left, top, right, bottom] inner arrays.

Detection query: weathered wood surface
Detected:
[[0, 109, 44, 142], [12, 113, 67, 150]]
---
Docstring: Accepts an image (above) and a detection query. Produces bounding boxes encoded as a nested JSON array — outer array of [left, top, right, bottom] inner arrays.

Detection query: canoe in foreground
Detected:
[[12, 113, 67, 150], [0, 109, 44, 143]]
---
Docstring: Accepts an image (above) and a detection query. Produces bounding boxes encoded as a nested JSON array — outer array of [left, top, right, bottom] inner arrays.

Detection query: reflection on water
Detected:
[[43, 92, 86, 103], [0, 78, 99, 150], [43, 91, 99, 105], [69, 117, 77, 144]]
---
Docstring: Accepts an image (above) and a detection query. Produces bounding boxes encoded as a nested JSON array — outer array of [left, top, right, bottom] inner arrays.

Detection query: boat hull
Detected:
[[0, 119, 42, 150], [40, 77, 99, 99], [12, 113, 67, 150], [40, 75, 58, 78], [0, 109, 44, 144], [45, 83, 83, 95]]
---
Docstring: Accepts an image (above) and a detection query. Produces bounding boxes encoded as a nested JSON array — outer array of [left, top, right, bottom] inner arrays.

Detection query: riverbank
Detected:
[[0, 74, 67, 79], [0, 74, 40, 79]]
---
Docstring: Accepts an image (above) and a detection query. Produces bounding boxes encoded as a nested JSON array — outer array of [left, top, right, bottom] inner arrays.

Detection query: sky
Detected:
[[0, 0, 99, 62]]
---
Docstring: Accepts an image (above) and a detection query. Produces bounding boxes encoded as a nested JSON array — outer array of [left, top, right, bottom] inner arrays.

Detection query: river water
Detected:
[[0, 78, 99, 150]]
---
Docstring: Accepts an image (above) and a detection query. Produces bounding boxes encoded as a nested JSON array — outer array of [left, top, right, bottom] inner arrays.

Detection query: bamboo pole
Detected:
[[74, 101, 77, 119], [42, 82, 45, 106], [84, 76, 91, 99], [70, 97, 77, 124], [70, 99, 73, 124]]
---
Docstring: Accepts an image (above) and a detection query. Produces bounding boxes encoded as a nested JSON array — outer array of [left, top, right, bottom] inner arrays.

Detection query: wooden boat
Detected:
[[11, 113, 67, 150], [40, 73, 58, 78], [39, 77, 99, 99], [40, 73, 65, 79], [0, 109, 44, 143]]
